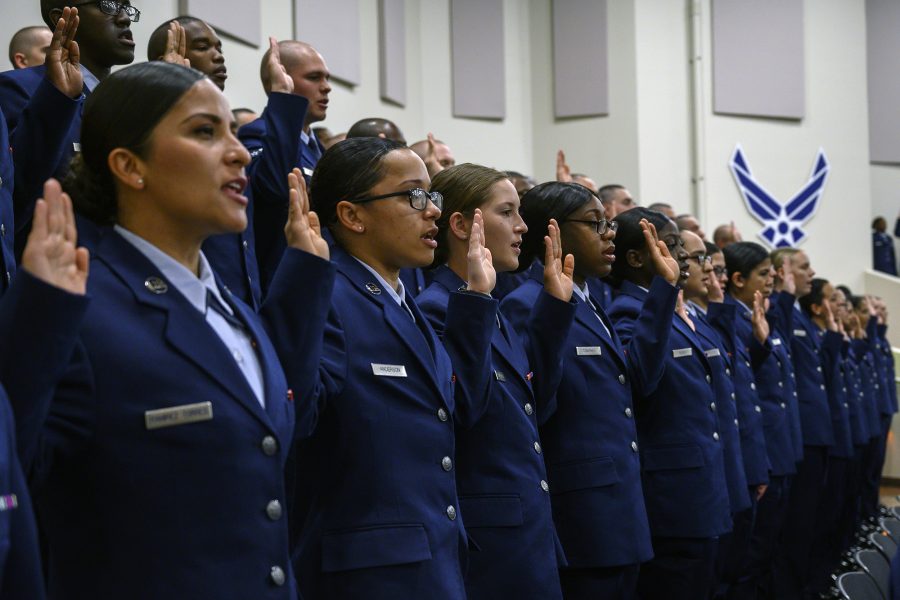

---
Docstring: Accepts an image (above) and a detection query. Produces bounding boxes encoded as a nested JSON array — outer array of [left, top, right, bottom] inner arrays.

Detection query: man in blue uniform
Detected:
[[240, 39, 330, 295], [0, 1, 139, 254], [872, 216, 898, 276]]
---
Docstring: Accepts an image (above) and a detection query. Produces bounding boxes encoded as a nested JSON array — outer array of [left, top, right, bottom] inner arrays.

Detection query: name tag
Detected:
[[576, 346, 603, 356], [672, 347, 693, 358], [704, 348, 721, 358], [494, 370, 507, 382], [145, 401, 213, 430], [793, 329, 807, 337], [72, 142, 81, 152], [0, 494, 17, 512], [302, 167, 314, 178], [772, 338, 782, 346], [371, 363, 408, 377]]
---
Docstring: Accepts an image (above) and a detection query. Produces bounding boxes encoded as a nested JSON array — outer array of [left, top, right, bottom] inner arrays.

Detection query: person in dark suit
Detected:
[[799, 279, 854, 596], [680, 231, 752, 598], [418, 166, 576, 599], [872, 216, 898, 276], [769, 248, 834, 600], [240, 39, 330, 294], [722, 242, 795, 599], [606, 208, 731, 600], [505, 192, 681, 600], [0, 2, 138, 254], [20, 61, 334, 599], [0, 169, 91, 600], [266, 137, 497, 599]]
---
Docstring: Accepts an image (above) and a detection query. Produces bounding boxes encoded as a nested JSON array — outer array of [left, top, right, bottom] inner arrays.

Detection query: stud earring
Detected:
[[137, 178, 144, 186]]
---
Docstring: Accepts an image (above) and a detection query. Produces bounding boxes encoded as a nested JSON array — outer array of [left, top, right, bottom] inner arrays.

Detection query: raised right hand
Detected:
[[555, 150, 572, 183], [21, 179, 89, 295], [640, 219, 679, 285], [46, 7, 83, 98], [751, 290, 770, 344], [266, 37, 294, 94], [161, 21, 190, 67]]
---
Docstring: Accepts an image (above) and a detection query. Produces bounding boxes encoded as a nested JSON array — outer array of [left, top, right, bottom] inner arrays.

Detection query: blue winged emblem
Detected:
[[729, 145, 829, 248]]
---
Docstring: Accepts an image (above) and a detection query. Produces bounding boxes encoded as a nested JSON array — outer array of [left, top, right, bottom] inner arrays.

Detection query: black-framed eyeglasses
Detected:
[[562, 219, 618, 235], [72, 1, 141, 21], [712, 266, 727, 276], [686, 254, 712, 266], [348, 188, 443, 211]]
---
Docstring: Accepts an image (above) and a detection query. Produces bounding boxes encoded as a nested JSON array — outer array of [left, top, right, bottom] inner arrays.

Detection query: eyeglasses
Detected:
[[712, 266, 727, 276], [348, 188, 443, 211], [562, 219, 618, 235], [686, 254, 713, 266], [73, 1, 141, 21]]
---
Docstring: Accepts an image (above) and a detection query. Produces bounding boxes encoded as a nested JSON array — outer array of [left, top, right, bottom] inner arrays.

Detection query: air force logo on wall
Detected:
[[729, 145, 829, 248]]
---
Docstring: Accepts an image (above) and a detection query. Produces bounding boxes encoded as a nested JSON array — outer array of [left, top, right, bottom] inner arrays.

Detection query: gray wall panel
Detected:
[[379, 0, 406, 106], [295, 0, 361, 86], [450, 0, 506, 119], [179, 0, 261, 47], [712, 0, 805, 119], [866, 0, 900, 164], [552, 0, 608, 118]]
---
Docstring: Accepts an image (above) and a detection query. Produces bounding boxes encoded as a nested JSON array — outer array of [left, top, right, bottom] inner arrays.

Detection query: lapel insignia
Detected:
[[494, 370, 507, 382], [0, 494, 18, 511], [73, 142, 81, 152], [144, 276, 168, 294], [365, 282, 382, 295]]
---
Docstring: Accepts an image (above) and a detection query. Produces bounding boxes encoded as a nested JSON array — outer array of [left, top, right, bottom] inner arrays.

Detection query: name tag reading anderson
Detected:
[[371, 363, 408, 377], [145, 401, 213, 430]]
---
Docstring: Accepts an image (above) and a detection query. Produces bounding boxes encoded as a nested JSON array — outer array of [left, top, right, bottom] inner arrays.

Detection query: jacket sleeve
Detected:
[[442, 291, 497, 429], [522, 291, 576, 425], [259, 247, 337, 439], [241, 93, 309, 207], [11, 79, 81, 233], [0, 270, 89, 470], [608, 276, 678, 398]]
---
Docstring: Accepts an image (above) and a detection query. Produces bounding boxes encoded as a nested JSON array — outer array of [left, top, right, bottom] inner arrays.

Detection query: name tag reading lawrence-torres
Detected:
[[576, 346, 603, 356], [371, 363, 408, 377], [704, 348, 721, 358], [672, 347, 693, 358], [145, 401, 213, 430]]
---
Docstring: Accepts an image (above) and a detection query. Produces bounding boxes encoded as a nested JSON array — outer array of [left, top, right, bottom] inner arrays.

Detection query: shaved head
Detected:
[[260, 41, 319, 93], [9, 25, 52, 68], [347, 118, 406, 145]]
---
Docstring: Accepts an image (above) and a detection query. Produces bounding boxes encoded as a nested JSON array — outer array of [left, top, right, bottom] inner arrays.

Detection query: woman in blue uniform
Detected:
[[275, 138, 498, 600], [722, 242, 796, 598], [799, 279, 854, 595], [606, 208, 730, 600], [21, 62, 335, 600], [506, 193, 681, 599], [417, 164, 576, 599]]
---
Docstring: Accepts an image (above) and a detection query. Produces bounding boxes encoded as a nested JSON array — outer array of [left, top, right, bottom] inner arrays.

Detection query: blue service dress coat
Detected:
[[691, 303, 752, 514], [877, 324, 898, 415], [0, 270, 91, 599], [766, 292, 804, 461], [21, 230, 334, 599], [240, 92, 323, 294], [712, 298, 771, 487], [418, 265, 574, 599], [265, 245, 496, 600], [504, 273, 678, 566], [873, 230, 897, 276], [735, 292, 798, 477], [0, 109, 15, 293], [812, 326, 854, 460], [606, 280, 732, 539], [0, 66, 84, 255], [842, 341, 871, 447]]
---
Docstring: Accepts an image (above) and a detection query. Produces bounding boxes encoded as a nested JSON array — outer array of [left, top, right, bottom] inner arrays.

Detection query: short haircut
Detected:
[[9, 25, 50, 64], [769, 247, 799, 270], [346, 118, 406, 144], [647, 202, 672, 212], [704, 240, 721, 255], [147, 16, 205, 61], [597, 184, 625, 204], [713, 223, 738, 246]]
